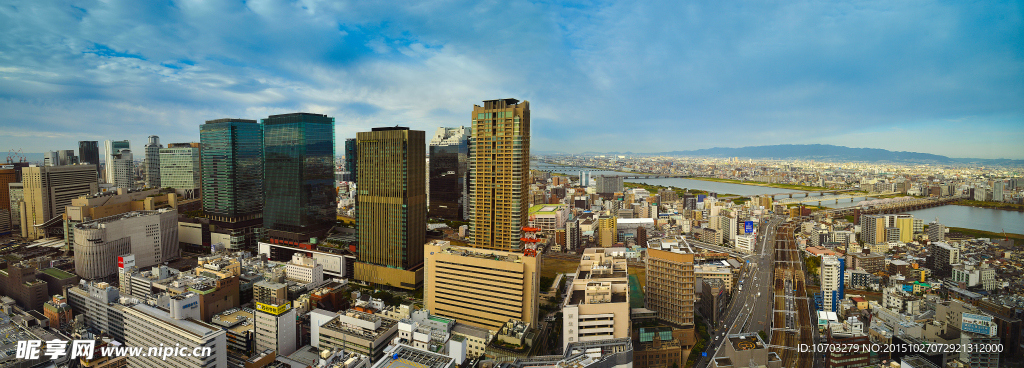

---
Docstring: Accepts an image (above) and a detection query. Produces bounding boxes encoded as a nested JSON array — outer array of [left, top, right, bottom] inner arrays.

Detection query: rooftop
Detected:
[[727, 333, 766, 351], [40, 268, 75, 280], [211, 308, 255, 334], [372, 344, 455, 368]]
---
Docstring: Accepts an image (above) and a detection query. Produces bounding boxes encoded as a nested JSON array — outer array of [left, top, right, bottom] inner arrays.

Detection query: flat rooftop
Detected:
[[211, 308, 255, 334], [728, 334, 765, 351], [40, 268, 75, 280], [372, 344, 454, 368]]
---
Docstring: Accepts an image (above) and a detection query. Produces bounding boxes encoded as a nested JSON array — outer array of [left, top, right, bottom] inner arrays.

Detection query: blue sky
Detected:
[[1, 0, 1022, 159]]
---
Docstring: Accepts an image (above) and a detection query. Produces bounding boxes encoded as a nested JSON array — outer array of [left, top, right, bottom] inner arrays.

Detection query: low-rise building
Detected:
[[123, 295, 227, 368], [317, 309, 399, 360]]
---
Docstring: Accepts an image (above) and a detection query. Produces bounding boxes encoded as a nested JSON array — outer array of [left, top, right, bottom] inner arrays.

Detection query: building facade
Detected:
[[469, 99, 530, 251], [562, 248, 632, 349], [104, 140, 131, 186], [355, 127, 426, 290], [73, 209, 179, 280], [160, 143, 201, 198], [424, 240, 539, 332], [428, 126, 471, 221], [144, 135, 161, 188], [201, 119, 264, 249], [645, 248, 696, 346], [123, 298, 227, 368], [262, 112, 336, 240], [79, 141, 100, 178], [21, 164, 98, 239]]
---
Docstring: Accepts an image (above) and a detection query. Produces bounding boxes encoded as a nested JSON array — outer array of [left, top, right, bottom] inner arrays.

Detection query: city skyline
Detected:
[[1, 1, 1021, 159]]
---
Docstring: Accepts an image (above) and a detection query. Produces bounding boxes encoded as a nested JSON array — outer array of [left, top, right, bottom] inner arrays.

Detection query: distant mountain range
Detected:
[[569, 144, 1024, 165]]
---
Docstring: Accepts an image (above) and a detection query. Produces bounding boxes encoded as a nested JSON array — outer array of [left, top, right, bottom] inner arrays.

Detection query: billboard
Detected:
[[117, 254, 135, 274], [744, 221, 754, 234]]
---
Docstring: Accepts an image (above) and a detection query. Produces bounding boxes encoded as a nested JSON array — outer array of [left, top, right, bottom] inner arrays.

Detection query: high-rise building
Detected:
[[254, 296, 297, 356], [566, 219, 581, 251], [0, 167, 14, 236], [123, 295, 228, 368], [645, 247, 696, 347], [104, 140, 130, 184], [43, 151, 59, 166], [262, 113, 336, 241], [928, 241, 959, 277], [820, 255, 844, 313], [144, 135, 161, 188], [21, 165, 98, 239], [57, 150, 77, 166], [160, 143, 201, 198], [992, 181, 1005, 202], [927, 219, 945, 243], [429, 126, 471, 221], [597, 214, 617, 247], [201, 119, 264, 249], [78, 141, 100, 178], [344, 138, 358, 182], [109, 148, 134, 189], [596, 176, 624, 194], [73, 209, 179, 280], [423, 240, 539, 332], [468, 99, 530, 251], [355, 127, 425, 290]]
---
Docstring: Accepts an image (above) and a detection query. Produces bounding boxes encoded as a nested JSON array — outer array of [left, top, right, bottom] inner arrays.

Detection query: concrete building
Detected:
[[566, 219, 582, 252], [424, 240, 540, 332], [735, 234, 755, 254], [104, 140, 130, 185], [712, 333, 782, 368], [927, 219, 945, 243], [211, 308, 256, 366], [123, 295, 227, 368], [20, 164, 98, 239], [73, 209, 179, 280], [498, 338, 633, 368], [109, 149, 135, 189], [317, 309, 399, 360], [597, 214, 617, 247], [428, 126, 471, 221], [0, 166, 15, 236], [355, 127, 426, 290], [468, 98, 530, 251], [66, 281, 134, 343], [285, 253, 324, 284], [528, 204, 570, 232], [144, 135, 161, 188], [372, 343, 457, 368], [0, 262, 49, 311], [254, 296, 297, 356], [645, 247, 696, 346], [820, 255, 844, 313], [927, 241, 959, 277], [160, 143, 201, 198], [634, 326, 682, 368], [596, 176, 624, 194], [700, 279, 729, 329], [562, 248, 632, 349]]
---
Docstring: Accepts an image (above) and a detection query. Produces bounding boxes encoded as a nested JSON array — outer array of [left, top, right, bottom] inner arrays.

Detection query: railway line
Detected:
[[769, 222, 814, 368]]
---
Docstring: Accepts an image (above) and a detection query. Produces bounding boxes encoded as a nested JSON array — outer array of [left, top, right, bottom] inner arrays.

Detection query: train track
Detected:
[[770, 222, 813, 368]]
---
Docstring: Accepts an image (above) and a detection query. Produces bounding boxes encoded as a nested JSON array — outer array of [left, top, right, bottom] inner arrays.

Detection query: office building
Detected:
[[123, 294, 227, 368], [424, 240, 540, 332], [0, 262, 48, 311], [211, 308, 256, 365], [317, 309, 399, 360], [501, 339, 634, 368], [160, 143, 201, 198], [79, 141, 100, 178], [373, 343, 457, 368], [104, 140, 130, 185], [700, 279, 729, 329], [109, 148, 134, 189], [286, 254, 324, 284], [73, 209, 179, 280], [262, 112, 336, 241], [596, 176, 624, 194], [66, 281, 133, 343], [468, 98, 530, 251], [144, 135, 161, 188], [562, 248, 632, 349], [21, 164, 98, 239], [254, 296, 297, 356], [993, 181, 1004, 202], [645, 247, 696, 346], [0, 167, 14, 236], [57, 149, 77, 166], [429, 126, 471, 220], [820, 255, 844, 313], [355, 127, 426, 290], [8, 182, 23, 233], [201, 118, 264, 249], [344, 138, 358, 182], [43, 151, 59, 166], [597, 214, 617, 247]]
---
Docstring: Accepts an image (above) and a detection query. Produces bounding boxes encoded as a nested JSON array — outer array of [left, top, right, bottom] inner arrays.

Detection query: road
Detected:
[[695, 216, 782, 368]]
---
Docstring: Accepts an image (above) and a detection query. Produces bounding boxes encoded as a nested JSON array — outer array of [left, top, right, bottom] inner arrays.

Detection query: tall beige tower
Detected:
[[469, 98, 530, 251]]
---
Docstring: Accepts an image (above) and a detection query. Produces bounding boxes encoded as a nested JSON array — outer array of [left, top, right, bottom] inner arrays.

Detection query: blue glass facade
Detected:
[[262, 113, 336, 237], [201, 119, 264, 220]]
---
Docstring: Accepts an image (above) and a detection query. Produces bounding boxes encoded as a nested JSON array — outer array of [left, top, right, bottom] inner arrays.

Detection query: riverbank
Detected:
[[624, 182, 738, 200], [948, 227, 1024, 247], [953, 199, 1024, 212], [686, 177, 833, 192]]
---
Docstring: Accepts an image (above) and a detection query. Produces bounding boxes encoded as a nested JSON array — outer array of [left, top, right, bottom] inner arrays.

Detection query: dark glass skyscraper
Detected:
[[262, 113, 336, 241], [201, 119, 264, 249], [428, 127, 470, 220], [78, 141, 99, 178], [344, 138, 357, 182]]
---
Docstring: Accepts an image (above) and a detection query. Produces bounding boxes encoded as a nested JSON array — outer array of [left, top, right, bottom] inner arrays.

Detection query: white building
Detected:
[[123, 294, 227, 368], [73, 209, 179, 280], [254, 300, 297, 356], [820, 255, 842, 313], [562, 248, 632, 349], [735, 234, 755, 254], [109, 149, 134, 189], [286, 253, 324, 284]]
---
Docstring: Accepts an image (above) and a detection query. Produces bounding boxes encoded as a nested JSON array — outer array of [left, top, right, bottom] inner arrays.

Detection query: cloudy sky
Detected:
[[1, 0, 1022, 159]]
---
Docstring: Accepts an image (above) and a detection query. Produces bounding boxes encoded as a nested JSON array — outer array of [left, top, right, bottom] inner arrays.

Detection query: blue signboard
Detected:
[[744, 221, 754, 234]]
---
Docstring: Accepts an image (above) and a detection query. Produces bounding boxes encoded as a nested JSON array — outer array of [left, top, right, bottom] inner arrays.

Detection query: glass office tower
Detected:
[[344, 138, 357, 182], [428, 127, 470, 220], [262, 113, 336, 241], [201, 119, 264, 249]]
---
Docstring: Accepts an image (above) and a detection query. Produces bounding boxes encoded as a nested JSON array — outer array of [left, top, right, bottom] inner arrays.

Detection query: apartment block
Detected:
[[645, 247, 696, 346], [468, 98, 530, 251], [562, 248, 632, 349]]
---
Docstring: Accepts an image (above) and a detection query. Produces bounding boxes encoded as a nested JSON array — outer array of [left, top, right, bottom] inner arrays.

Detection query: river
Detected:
[[533, 161, 1024, 234]]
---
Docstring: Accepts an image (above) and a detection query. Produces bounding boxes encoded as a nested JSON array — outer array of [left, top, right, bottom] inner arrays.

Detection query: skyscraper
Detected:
[[344, 138, 357, 182], [160, 143, 201, 198], [354, 127, 425, 290], [468, 99, 530, 251], [646, 246, 696, 346], [428, 126, 470, 220], [104, 139, 130, 184], [21, 165, 98, 239], [144, 135, 162, 188], [78, 141, 100, 178], [262, 113, 336, 241], [57, 150, 77, 166], [201, 119, 264, 250], [109, 149, 134, 189], [820, 255, 844, 313]]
